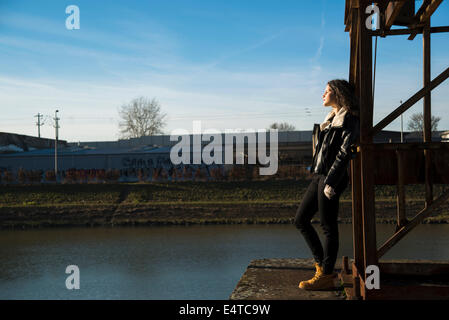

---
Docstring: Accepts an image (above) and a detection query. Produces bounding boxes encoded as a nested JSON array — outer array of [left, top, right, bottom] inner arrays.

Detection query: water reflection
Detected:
[[0, 224, 448, 299]]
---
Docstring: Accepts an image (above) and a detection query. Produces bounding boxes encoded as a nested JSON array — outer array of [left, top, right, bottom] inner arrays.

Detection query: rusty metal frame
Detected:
[[343, 0, 449, 300]]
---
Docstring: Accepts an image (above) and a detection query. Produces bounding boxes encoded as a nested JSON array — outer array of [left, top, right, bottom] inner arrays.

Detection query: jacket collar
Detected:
[[319, 107, 349, 131]]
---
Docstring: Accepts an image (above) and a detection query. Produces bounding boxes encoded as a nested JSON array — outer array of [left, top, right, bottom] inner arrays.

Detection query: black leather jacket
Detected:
[[310, 108, 360, 194]]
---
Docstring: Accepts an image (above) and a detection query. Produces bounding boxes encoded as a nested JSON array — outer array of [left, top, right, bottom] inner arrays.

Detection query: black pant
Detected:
[[294, 174, 341, 275]]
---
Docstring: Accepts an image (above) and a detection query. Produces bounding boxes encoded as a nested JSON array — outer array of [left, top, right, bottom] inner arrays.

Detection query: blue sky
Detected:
[[0, 0, 448, 142]]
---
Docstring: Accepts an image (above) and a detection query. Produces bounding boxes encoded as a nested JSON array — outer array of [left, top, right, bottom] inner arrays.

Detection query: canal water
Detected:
[[1, 224, 449, 299]]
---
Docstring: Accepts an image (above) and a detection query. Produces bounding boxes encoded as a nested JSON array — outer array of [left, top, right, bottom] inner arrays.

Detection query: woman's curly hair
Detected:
[[327, 79, 359, 117]]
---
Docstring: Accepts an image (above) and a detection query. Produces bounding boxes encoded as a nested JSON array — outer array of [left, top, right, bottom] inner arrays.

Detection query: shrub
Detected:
[[64, 168, 78, 183], [86, 169, 96, 182], [210, 167, 225, 181], [45, 170, 56, 182], [75, 169, 87, 183], [228, 166, 247, 181], [137, 169, 146, 182], [194, 167, 208, 181], [175, 167, 183, 180], [152, 168, 161, 181], [171, 167, 179, 181], [160, 168, 168, 181], [28, 170, 43, 183], [296, 166, 312, 180], [96, 169, 106, 182], [183, 166, 192, 181], [17, 168, 27, 184], [4, 171, 15, 184], [106, 169, 120, 182]]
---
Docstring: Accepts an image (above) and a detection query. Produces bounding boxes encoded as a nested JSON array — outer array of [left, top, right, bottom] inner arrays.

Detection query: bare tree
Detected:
[[407, 112, 441, 133], [268, 122, 296, 131], [119, 97, 167, 139]]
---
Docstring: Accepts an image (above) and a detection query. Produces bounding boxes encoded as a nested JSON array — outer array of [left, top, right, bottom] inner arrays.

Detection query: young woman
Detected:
[[295, 79, 360, 290]]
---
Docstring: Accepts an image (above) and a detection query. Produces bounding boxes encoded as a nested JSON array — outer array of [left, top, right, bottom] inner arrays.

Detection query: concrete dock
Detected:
[[230, 258, 449, 300], [229, 258, 345, 300]]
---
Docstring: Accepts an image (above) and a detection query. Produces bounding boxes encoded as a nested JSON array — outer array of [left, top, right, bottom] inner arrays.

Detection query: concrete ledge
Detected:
[[230, 258, 345, 300]]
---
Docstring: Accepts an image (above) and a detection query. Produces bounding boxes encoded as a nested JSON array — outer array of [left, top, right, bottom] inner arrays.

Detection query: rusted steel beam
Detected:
[[342, 256, 350, 274], [423, 22, 431, 145], [369, 25, 449, 37], [379, 260, 449, 277], [407, 28, 421, 40], [377, 188, 449, 259], [352, 262, 362, 299], [407, 26, 421, 40], [395, 150, 408, 230], [349, 6, 363, 277], [356, 267, 371, 300], [415, 0, 432, 20], [427, 26, 449, 34], [358, 3, 378, 277], [394, 0, 416, 26], [408, 31, 419, 40], [369, 144, 449, 185], [385, 1, 406, 30], [358, 8, 374, 143], [408, 0, 431, 40], [360, 283, 449, 300], [370, 66, 449, 136], [423, 22, 433, 208], [346, 1, 442, 35], [360, 146, 378, 274], [345, 0, 351, 30], [423, 154, 433, 207], [345, 0, 360, 31], [374, 0, 392, 12], [372, 142, 449, 150], [420, 0, 443, 23], [349, 8, 359, 86], [351, 155, 364, 277], [353, 259, 449, 300]]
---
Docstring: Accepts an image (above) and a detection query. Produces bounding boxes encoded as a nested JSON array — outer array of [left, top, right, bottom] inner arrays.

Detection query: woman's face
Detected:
[[322, 84, 336, 107]]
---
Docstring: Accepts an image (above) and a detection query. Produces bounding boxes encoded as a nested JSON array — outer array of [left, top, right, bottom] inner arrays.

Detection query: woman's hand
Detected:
[[324, 184, 336, 200]]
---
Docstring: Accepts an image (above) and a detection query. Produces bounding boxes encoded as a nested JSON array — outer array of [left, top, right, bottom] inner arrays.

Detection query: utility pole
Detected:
[[54, 110, 60, 177], [34, 113, 44, 138]]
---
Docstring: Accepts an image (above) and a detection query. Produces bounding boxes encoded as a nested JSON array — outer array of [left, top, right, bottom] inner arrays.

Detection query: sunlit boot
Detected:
[[314, 262, 323, 277], [298, 262, 322, 288], [298, 272, 336, 290]]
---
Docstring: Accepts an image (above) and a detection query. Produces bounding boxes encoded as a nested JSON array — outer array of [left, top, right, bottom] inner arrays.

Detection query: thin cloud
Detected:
[[204, 28, 290, 69], [309, 10, 326, 63], [311, 36, 325, 62]]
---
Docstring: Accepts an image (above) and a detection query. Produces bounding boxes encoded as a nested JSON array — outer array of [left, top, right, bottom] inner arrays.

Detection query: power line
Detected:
[[167, 110, 326, 121]]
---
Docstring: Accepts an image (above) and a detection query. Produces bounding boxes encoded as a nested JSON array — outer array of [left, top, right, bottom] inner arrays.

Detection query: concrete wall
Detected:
[[0, 152, 175, 172]]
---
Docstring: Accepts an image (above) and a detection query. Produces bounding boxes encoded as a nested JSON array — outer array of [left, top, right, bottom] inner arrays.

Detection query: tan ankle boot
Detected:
[[298, 272, 336, 290]]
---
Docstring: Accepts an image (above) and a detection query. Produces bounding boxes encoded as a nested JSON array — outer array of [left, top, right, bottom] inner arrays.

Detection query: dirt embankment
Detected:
[[0, 182, 448, 229], [1, 200, 448, 229]]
